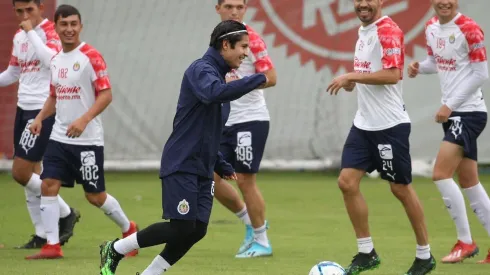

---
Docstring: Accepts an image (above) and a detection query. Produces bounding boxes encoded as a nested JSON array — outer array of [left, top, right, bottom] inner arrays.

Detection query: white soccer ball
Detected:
[[309, 261, 346, 275]]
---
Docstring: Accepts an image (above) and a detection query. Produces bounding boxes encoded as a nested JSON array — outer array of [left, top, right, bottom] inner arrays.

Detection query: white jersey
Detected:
[[225, 24, 274, 126], [49, 42, 111, 146], [10, 19, 61, 110], [353, 16, 410, 131], [425, 13, 487, 113]]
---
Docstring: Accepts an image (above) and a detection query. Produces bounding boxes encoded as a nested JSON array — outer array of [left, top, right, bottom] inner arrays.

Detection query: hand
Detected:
[[327, 74, 352, 95], [66, 117, 89, 138], [344, 82, 356, 92], [19, 20, 33, 32], [407, 61, 419, 78], [222, 172, 238, 181], [29, 118, 43, 136], [435, 105, 452, 123]]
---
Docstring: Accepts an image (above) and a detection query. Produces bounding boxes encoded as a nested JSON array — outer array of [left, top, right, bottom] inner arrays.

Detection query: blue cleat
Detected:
[[235, 241, 273, 258], [236, 221, 270, 255], [237, 224, 254, 255]]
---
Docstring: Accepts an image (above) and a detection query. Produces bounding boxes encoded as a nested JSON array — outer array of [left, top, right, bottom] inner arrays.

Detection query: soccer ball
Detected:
[[309, 261, 346, 275]]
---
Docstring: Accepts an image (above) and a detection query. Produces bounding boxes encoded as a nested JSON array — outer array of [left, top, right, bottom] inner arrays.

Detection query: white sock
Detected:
[[58, 195, 71, 218], [100, 194, 131, 232], [141, 255, 171, 275], [357, 237, 374, 254], [235, 207, 251, 225], [253, 224, 269, 247], [24, 174, 44, 238], [40, 196, 60, 245], [464, 183, 490, 235], [114, 232, 140, 255], [416, 244, 431, 260], [435, 179, 473, 244], [24, 188, 45, 238]]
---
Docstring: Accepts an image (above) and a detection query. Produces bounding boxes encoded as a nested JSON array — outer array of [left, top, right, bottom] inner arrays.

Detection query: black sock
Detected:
[[136, 220, 196, 249]]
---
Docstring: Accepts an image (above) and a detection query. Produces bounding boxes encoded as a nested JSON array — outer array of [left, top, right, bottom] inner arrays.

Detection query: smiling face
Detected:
[[431, 0, 458, 23], [354, 0, 383, 26], [55, 14, 82, 48], [221, 34, 249, 69]]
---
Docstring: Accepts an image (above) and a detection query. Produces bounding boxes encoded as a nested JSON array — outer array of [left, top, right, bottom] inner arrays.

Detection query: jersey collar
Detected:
[[203, 47, 232, 78], [359, 15, 389, 32]]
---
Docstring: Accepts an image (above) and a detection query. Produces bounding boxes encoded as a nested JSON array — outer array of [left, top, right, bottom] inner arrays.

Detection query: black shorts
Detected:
[[13, 107, 54, 162], [220, 121, 269, 174], [41, 140, 105, 193], [442, 111, 487, 161], [161, 172, 214, 224], [341, 123, 412, 184]]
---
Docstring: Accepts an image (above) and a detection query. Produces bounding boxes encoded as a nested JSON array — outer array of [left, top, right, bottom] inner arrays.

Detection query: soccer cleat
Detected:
[[100, 239, 124, 275], [25, 243, 63, 260], [237, 220, 270, 255], [122, 221, 139, 257], [59, 208, 81, 246], [235, 241, 273, 258], [15, 235, 47, 249], [345, 249, 381, 275], [477, 249, 490, 264], [441, 240, 479, 263], [237, 224, 254, 255], [404, 255, 436, 275]]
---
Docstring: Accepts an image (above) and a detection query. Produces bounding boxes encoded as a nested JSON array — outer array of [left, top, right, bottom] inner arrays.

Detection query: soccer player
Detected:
[[0, 0, 79, 249], [408, 0, 490, 264], [214, 0, 276, 257], [326, 0, 436, 274], [25, 4, 138, 260], [99, 20, 268, 275]]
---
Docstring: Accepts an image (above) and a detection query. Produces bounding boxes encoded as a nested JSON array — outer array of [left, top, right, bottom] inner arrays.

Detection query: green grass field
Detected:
[[1, 171, 489, 275]]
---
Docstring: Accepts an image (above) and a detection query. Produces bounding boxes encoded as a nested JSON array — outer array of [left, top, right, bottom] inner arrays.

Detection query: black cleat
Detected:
[[100, 239, 124, 275], [346, 249, 381, 275], [15, 235, 47, 249], [404, 255, 436, 275], [59, 208, 81, 246]]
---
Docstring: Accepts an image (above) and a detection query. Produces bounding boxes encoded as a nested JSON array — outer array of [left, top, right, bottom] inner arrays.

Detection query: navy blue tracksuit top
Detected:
[[159, 47, 267, 179]]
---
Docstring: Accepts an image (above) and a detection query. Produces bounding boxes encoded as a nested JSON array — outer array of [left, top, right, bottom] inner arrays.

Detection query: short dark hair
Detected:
[[12, 0, 41, 6], [54, 4, 81, 23], [209, 20, 248, 50], [217, 0, 247, 5]]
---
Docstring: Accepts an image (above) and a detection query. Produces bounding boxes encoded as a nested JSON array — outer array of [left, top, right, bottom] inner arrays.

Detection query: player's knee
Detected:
[[85, 192, 107, 207], [390, 183, 410, 200], [338, 174, 359, 194], [170, 219, 197, 239], [11, 158, 35, 185], [190, 221, 208, 243], [236, 173, 256, 191], [41, 179, 61, 196]]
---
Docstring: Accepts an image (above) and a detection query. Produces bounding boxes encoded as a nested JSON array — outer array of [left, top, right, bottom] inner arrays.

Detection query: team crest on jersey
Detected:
[[248, 0, 434, 72], [73, 62, 80, 71], [177, 199, 190, 215], [449, 34, 456, 44]]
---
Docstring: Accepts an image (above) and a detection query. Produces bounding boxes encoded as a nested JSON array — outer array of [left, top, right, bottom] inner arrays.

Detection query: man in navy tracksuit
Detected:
[[99, 20, 267, 275]]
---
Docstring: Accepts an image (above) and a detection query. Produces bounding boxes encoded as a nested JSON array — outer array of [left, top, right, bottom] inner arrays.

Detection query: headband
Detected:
[[218, 30, 248, 39]]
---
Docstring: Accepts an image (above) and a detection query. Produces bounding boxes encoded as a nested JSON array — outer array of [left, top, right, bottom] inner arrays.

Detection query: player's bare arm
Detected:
[[30, 95, 57, 136], [260, 68, 276, 88], [327, 68, 400, 95], [66, 88, 112, 138]]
